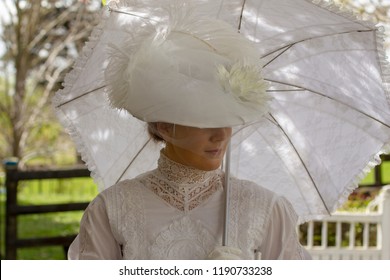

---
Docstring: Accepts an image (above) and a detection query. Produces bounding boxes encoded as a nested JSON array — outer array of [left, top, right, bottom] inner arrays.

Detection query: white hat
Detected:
[[105, 7, 270, 128]]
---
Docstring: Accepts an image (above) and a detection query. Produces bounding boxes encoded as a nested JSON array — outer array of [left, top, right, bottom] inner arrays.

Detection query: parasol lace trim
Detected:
[[51, 7, 110, 191], [139, 153, 223, 213], [299, 143, 390, 224], [333, 143, 390, 213]]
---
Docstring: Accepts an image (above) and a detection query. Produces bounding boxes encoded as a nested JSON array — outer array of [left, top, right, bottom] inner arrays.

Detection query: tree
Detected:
[[0, 0, 100, 166]]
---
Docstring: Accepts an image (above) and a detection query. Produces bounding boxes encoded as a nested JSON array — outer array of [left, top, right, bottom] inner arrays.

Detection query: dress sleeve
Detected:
[[259, 196, 312, 260], [67, 195, 122, 260]]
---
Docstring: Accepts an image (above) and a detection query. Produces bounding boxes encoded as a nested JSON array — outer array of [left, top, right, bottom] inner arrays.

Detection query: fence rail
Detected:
[[299, 185, 390, 260], [4, 165, 91, 260]]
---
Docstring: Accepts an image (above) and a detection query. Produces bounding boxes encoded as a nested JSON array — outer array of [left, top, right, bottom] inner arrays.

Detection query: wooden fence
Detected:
[[3, 165, 91, 259], [299, 185, 390, 260]]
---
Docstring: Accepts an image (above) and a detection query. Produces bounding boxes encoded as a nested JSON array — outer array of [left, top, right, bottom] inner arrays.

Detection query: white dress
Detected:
[[68, 153, 309, 260]]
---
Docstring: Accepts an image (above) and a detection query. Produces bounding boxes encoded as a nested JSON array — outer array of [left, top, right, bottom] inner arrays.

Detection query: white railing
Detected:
[[299, 185, 390, 260]]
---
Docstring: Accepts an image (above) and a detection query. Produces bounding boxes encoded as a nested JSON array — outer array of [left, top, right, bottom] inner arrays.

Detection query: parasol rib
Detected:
[[237, 0, 247, 32], [260, 29, 373, 60], [55, 86, 106, 108], [248, 120, 313, 212], [108, 8, 160, 23], [266, 78, 390, 129], [115, 138, 152, 184], [267, 89, 305, 92], [263, 45, 292, 68], [267, 113, 331, 215]]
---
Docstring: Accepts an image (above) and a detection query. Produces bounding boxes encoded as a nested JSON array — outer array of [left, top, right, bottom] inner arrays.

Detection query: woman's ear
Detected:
[[156, 122, 174, 142]]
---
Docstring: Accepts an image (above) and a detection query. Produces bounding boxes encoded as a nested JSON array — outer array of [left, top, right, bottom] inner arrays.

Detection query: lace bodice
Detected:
[[140, 153, 223, 213], [68, 153, 308, 260]]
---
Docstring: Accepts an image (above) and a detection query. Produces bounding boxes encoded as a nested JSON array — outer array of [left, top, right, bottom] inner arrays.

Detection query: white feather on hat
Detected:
[[105, 0, 271, 128]]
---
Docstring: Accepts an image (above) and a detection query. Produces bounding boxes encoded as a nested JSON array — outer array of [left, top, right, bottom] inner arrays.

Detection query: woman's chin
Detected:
[[195, 159, 223, 171]]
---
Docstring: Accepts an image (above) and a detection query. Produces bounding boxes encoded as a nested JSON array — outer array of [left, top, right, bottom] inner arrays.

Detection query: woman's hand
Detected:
[[207, 246, 243, 260]]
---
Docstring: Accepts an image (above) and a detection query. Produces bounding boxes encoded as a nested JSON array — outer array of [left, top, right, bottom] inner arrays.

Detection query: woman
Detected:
[[67, 3, 311, 260], [68, 123, 309, 259]]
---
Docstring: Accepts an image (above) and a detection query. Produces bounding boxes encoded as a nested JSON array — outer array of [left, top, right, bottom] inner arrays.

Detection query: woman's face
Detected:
[[157, 123, 232, 171]]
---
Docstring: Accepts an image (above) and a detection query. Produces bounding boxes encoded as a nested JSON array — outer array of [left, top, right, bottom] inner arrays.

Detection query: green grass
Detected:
[[15, 211, 85, 260], [17, 178, 97, 205]]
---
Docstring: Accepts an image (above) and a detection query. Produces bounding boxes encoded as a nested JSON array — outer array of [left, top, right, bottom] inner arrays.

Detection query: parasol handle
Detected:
[[222, 141, 231, 246]]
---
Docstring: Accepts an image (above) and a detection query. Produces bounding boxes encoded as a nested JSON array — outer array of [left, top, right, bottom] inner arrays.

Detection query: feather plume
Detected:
[[217, 62, 270, 106], [105, 0, 271, 122]]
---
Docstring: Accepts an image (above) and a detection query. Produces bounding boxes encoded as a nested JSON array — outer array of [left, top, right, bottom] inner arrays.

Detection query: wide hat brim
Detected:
[[103, 7, 271, 128]]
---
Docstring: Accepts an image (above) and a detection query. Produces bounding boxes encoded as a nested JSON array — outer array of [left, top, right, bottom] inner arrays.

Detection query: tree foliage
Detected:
[[0, 0, 100, 166], [334, 0, 389, 23]]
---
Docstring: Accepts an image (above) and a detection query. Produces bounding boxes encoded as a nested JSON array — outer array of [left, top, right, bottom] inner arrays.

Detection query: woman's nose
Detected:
[[210, 127, 232, 142]]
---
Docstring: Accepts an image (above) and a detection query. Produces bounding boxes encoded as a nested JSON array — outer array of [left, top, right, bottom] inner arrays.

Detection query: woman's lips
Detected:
[[205, 148, 223, 157]]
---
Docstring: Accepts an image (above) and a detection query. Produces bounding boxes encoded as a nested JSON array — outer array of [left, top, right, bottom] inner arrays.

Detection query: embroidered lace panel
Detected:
[[149, 216, 217, 259], [140, 153, 223, 213]]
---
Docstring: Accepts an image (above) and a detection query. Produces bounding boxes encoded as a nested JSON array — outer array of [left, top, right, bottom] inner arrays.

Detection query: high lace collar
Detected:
[[157, 151, 218, 185], [140, 152, 224, 212]]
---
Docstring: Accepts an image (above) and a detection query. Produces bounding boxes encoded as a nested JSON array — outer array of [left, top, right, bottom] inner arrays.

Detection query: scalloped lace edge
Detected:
[[51, 8, 109, 191], [298, 143, 390, 224]]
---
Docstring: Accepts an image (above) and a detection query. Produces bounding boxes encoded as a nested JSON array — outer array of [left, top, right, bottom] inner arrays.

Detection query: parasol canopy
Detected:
[[53, 0, 390, 223]]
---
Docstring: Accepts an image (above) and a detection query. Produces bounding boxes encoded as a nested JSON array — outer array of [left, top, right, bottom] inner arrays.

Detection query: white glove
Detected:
[[207, 246, 243, 260]]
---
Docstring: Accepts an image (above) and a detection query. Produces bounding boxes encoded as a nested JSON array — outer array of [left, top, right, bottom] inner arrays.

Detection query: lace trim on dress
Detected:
[[149, 216, 217, 259], [229, 179, 271, 258], [141, 153, 223, 213], [106, 181, 146, 259]]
